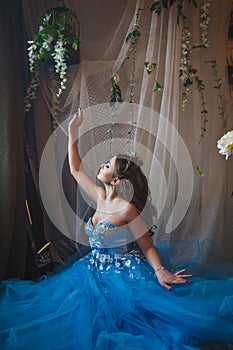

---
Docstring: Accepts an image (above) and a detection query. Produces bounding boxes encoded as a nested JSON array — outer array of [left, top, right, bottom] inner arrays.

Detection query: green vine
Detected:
[[206, 59, 227, 130], [110, 9, 142, 105], [110, 73, 122, 106], [178, 1, 212, 143], [151, 1, 212, 143], [107, 109, 116, 157], [195, 76, 208, 142], [127, 35, 137, 155], [109, 0, 212, 153], [109, 8, 144, 156], [150, 0, 197, 24]]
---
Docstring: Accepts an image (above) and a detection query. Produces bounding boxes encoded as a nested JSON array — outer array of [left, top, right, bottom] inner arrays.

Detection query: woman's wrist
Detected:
[[68, 124, 77, 135], [154, 266, 167, 275]]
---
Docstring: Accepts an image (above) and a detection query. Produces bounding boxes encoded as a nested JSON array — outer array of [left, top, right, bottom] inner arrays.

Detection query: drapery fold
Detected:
[[0, 1, 27, 279]]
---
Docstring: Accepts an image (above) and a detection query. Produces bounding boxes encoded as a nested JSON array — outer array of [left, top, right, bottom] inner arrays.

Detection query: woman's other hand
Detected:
[[155, 268, 192, 291]]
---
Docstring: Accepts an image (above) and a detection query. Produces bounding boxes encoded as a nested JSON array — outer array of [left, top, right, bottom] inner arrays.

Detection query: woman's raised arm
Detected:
[[68, 108, 104, 202]]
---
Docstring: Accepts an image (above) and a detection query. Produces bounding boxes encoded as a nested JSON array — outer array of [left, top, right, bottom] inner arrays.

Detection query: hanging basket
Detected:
[[25, 4, 81, 110], [45, 6, 80, 66]]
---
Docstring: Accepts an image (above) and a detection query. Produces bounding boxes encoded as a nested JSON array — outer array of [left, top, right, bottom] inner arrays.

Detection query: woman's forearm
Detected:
[[142, 246, 164, 272], [68, 126, 83, 175]]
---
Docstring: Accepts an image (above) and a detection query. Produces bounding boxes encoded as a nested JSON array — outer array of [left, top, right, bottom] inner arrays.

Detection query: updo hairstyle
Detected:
[[114, 154, 157, 235]]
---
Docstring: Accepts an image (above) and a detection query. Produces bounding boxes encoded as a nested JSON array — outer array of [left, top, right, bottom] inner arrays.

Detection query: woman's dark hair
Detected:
[[114, 154, 157, 235]]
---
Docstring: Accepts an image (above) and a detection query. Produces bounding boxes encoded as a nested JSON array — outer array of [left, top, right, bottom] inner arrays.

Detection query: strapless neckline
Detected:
[[88, 217, 128, 231], [89, 217, 117, 229]]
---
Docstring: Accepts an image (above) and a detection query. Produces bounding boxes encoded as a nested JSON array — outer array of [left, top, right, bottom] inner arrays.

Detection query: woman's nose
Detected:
[[100, 163, 104, 169]]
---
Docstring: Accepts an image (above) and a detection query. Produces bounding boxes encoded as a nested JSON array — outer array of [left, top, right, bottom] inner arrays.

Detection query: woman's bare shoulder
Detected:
[[121, 201, 139, 222]]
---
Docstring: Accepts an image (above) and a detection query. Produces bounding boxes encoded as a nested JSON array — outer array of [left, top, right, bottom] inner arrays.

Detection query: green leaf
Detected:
[[153, 81, 163, 92], [184, 78, 193, 87], [150, 1, 162, 15], [72, 41, 78, 51], [132, 29, 141, 37], [126, 32, 132, 43], [37, 52, 45, 60], [144, 62, 156, 68], [48, 13, 53, 26], [161, 0, 169, 9], [150, 1, 160, 11], [190, 0, 198, 8], [144, 61, 157, 74], [169, 0, 177, 5]]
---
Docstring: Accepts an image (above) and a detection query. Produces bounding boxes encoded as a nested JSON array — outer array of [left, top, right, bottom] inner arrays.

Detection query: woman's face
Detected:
[[97, 156, 116, 184]]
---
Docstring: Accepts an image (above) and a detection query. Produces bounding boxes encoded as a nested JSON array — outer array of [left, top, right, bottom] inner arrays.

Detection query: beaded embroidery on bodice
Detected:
[[85, 218, 146, 278], [85, 217, 134, 249]]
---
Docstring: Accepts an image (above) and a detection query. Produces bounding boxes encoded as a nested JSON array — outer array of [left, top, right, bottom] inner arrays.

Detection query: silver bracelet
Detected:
[[154, 266, 167, 273]]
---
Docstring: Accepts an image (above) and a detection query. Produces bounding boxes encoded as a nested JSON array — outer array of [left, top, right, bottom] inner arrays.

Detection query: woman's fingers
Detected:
[[175, 273, 192, 278], [161, 281, 172, 291], [175, 268, 186, 274], [174, 269, 192, 278], [69, 108, 84, 127]]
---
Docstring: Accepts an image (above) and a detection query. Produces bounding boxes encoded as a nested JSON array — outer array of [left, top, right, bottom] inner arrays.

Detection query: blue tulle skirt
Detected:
[[0, 237, 233, 350]]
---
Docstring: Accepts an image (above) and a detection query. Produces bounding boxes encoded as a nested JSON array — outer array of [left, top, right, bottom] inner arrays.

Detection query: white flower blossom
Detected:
[[27, 42, 37, 72], [25, 8, 79, 112], [24, 74, 39, 112], [200, 0, 211, 47], [217, 130, 233, 160], [51, 36, 68, 96]]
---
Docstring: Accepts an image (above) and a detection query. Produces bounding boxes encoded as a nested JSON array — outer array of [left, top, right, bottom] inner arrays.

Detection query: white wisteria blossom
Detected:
[[180, 26, 192, 82], [24, 73, 39, 112], [179, 24, 193, 111], [217, 130, 233, 160], [200, 0, 211, 48], [24, 6, 79, 113], [51, 36, 68, 97], [27, 41, 37, 72]]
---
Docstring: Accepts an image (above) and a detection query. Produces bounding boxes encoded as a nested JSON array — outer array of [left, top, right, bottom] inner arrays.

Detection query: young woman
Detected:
[[68, 108, 191, 291], [0, 108, 233, 350]]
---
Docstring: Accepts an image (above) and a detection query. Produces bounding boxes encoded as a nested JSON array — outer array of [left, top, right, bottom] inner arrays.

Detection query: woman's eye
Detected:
[[105, 162, 111, 169]]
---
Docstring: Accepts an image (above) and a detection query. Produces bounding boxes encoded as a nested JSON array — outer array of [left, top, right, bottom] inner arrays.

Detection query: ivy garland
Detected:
[[206, 59, 227, 130], [109, 0, 216, 148]]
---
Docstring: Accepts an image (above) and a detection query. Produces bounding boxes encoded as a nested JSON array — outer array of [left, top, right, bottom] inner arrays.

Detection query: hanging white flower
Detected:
[[51, 35, 68, 97], [217, 130, 233, 160], [200, 0, 211, 48], [24, 6, 80, 113]]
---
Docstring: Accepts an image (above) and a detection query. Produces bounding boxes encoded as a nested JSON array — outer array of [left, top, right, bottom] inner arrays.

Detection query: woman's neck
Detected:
[[103, 184, 118, 201]]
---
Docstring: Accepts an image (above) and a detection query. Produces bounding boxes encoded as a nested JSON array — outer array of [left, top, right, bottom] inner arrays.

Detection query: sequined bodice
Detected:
[[85, 217, 134, 250], [84, 218, 147, 279]]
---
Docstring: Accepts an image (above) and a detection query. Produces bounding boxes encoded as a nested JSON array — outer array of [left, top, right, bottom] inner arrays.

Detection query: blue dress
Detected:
[[0, 218, 233, 350]]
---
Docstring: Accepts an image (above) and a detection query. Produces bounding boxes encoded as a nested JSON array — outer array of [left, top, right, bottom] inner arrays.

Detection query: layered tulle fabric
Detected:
[[0, 219, 233, 350]]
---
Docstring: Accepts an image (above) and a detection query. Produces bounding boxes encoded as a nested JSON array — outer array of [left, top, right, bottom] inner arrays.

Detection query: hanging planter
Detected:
[[24, 6, 80, 112]]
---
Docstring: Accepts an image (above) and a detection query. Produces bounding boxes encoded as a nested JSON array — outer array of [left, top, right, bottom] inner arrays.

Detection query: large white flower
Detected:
[[217, 130, 233, 160]]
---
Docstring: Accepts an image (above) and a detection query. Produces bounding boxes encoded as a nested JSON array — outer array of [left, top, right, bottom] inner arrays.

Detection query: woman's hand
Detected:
[[155, 268, 192, 291], [68, 107, 83, 130]]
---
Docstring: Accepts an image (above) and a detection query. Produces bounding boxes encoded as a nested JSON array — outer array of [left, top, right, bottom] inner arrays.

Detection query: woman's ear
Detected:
[[111, 177, 120, 186]]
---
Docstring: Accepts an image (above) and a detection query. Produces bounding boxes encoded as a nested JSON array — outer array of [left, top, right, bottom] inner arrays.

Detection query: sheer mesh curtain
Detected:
[[176, 1, 233, 256], [22, 0, 233, 264]]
